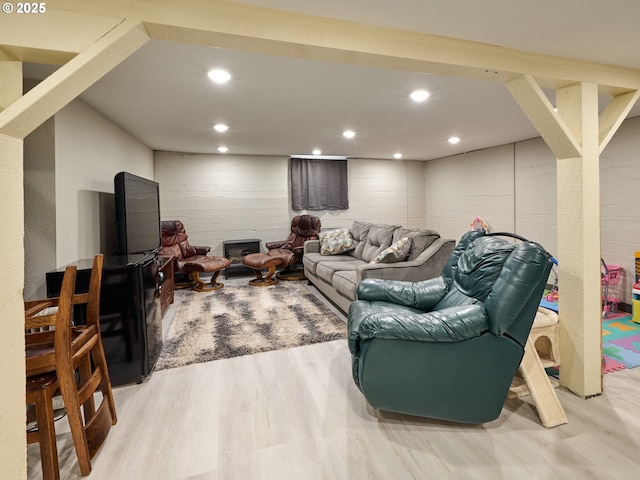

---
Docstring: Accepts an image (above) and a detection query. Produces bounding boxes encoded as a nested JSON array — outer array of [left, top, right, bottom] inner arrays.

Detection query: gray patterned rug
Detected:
[[155, 282, 346, 370]]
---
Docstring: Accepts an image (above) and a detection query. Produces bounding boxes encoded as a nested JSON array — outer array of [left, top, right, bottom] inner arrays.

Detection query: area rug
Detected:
[[602, 314, 640, 373], [155, 282, 346, 370]]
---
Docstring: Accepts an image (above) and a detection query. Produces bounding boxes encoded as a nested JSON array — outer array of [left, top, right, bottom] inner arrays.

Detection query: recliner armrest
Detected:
[[266, 240, 288, 250], [357, 276, 448, 311], [193, 245, 211, 255], [348, 303, 489, 355]]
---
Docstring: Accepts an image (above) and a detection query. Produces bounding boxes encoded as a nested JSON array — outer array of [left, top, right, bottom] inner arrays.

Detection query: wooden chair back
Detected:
[[25, 255, 117, 477], [25, 264, 77, 480]]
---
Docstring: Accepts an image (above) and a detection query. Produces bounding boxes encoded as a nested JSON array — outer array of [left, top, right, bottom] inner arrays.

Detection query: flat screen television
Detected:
[[114, 172, 161, 256]]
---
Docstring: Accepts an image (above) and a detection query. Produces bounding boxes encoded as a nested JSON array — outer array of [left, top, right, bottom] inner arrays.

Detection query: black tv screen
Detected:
[[114, 172, 161, 256]]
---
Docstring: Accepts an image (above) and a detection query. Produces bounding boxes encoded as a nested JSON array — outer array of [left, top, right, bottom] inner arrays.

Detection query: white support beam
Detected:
[[0, 62, 25, 478], [43, 0, 640, 91], [505, 75, 581, 159], [0, 8, 123, 61], [0, 19, 149, 139], [0, 60, 22, 111], [599, 90, 640, 153], [555, 82, 603, 398]]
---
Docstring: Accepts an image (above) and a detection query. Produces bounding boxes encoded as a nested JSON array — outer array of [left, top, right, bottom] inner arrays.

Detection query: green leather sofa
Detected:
[[347, 229, 553, 423]]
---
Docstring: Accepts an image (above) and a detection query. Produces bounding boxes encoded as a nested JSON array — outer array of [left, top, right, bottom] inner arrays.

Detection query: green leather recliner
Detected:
[[347, 229, 553, 423]]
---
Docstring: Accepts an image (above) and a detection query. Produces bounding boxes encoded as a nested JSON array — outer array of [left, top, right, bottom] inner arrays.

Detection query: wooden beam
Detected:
[[0, 19, 149, 139], [0, 51, 25, 477], [0, 8, 123, 60], [505, 75, 581, 159], [0, 60, 22, 111], [599, 90, 640, 153], [43, 0, 640, 91], [555, 82, 603, 398]]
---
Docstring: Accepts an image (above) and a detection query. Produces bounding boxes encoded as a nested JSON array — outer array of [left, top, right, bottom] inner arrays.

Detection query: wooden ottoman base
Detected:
[[243, 253, 283, 286], [182, 257, 231, 292], [192, 270, 225, 292], [243, 251, 294, 286]]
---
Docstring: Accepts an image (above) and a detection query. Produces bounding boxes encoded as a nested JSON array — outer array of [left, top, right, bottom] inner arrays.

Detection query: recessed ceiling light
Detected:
[[207, 69, 231, 84], [343, 130, 356, 139], [312, 149, 322, 155], [410, 89, 430, 102], [393, 153, 403, 159], [448, 136, 461, 144], [213, 124, 229, 132], [217, 146, 228, 153]]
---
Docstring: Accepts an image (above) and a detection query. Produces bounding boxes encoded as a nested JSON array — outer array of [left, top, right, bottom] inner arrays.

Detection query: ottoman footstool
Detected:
[[182, 256, 231, 292], [243, 249, 294, 286]]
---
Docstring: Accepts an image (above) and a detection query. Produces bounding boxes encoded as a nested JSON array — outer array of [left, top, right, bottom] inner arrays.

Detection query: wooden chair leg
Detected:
[[31, 387, 60, 480]]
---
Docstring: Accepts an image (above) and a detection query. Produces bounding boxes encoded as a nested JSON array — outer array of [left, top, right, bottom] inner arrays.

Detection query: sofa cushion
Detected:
[[316, 260, 362, 283], [348, 221, 372, 260], [332, 270, 359, 300], [361, 224, 398, 263], [370, 236, 412, 264], [304, 252, 355, 275], [393, 228, 440, 261], [320, 228, 355, 255]]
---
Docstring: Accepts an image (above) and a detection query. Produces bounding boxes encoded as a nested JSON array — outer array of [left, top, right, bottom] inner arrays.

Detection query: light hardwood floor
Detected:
[[28, 281, 640, 479]]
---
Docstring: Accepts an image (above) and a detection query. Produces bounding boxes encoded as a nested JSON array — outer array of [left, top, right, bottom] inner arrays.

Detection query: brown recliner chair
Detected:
[[160, 220, 230, 292], [266, 214, 321, 280]]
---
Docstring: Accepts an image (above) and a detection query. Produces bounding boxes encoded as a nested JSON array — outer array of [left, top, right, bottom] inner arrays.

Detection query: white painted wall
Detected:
[[514, 137, 557, 256], [24, 117, 56, 300], [426, 144, 516, 241], [54, 99, 154, 267], [425, 116, 640, 304], [600, 116, 640, 304], [155, 153, 427, 255]]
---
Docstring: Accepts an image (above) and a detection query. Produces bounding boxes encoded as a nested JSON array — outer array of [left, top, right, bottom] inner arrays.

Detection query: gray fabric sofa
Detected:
[[303, 221, 455, 313]]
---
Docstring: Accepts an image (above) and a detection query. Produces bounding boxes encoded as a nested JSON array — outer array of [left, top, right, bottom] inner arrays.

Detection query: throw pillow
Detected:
[[393, 228, 440, 261], [320, 228, 355, 255], [370, 236, 412, 264]]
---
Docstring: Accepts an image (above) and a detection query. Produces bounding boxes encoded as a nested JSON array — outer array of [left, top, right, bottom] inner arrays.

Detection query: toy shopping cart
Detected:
[[602, 260, 624, 318]]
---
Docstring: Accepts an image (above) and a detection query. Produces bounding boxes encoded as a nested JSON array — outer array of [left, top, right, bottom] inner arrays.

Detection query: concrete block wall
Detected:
[[424, 116, 640, 305], [425, 144, 516, 240], [154, 152, 428, 256], [600, 116, 640, 305]]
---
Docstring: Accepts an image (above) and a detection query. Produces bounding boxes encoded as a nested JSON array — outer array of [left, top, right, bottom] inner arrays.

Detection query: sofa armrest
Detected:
[[357, 277, 448, 311], [304, 239, 320, 254], [348, 303, 489, 355], [356, 237, 455, 283]]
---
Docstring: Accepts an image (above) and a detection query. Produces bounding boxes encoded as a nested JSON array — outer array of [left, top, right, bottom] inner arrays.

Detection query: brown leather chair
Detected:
[[266, 215, 321, 280], [160, 220, 230, 291]]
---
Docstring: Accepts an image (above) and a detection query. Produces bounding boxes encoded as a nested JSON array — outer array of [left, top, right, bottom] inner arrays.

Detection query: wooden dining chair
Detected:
[[25, 254, 118, 477], [25, 265, 76, 480]]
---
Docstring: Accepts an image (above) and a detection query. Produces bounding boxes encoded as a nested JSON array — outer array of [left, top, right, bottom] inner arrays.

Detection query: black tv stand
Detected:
[[46, 253, 164, 386]]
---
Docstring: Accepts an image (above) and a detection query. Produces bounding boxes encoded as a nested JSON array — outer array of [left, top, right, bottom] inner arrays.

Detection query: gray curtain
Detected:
[[290, 157, 349, 211]]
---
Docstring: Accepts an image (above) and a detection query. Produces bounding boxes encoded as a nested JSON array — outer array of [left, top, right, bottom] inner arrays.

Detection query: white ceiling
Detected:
[[49, 0, 640, 160]]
